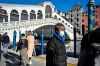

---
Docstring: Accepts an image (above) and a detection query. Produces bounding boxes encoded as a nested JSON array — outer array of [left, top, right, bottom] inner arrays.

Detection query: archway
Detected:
[[10, 10, 19, 21], [37, 10, 43, 19], [45, 5, 52, 18], [30, 10, 36, 20], [0, 9, 8, 22], [33, 25, 70, 40], [21, 10, 28, 20]]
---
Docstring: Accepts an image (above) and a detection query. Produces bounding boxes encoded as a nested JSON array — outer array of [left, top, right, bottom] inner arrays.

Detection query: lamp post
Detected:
[[88, 0, 95, 31], [41, 20, 44, 55]]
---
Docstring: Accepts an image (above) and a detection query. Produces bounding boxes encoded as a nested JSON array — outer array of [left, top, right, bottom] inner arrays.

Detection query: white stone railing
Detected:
[[0, 18, 60, 33], [0, 18, 75, 40]]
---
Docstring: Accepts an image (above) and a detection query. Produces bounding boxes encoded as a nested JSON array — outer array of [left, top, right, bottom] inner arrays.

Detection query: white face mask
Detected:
[[59, 31, 65, 37]]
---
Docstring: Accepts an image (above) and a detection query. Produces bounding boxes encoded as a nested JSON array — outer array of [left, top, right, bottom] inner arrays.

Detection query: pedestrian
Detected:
[[27, 31, 35, 65], [46, 23, 67, 66], [78, 22, 100, 66], [17, 34, 28, 66], [0, 34, 2, 61], [2, 32, 10, 55]]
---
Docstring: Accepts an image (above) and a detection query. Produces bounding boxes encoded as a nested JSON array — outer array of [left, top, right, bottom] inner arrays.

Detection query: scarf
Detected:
[[53, 32, 65, 44]]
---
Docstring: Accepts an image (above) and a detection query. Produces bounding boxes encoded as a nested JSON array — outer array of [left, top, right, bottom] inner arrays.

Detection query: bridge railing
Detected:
[[0, 18, 60, 33]]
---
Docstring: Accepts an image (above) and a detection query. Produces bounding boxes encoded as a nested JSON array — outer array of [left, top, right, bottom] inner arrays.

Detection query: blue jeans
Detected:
[[3, 43, 9, 54]]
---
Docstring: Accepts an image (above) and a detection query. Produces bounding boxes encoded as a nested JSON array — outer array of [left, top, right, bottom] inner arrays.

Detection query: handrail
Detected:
[[0, 18, 60, 32]]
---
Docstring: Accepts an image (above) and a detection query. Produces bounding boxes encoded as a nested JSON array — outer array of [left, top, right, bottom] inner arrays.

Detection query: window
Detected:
[[71, 27, 73, 29], [77, 18, 79, 22], [96, 15, 98, 18], [68, 25, 70, 27], [66, 23, 67, 25]]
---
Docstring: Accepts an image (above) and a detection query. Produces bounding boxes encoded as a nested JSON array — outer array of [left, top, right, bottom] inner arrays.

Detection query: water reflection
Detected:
[[35, 40, 81, 57]]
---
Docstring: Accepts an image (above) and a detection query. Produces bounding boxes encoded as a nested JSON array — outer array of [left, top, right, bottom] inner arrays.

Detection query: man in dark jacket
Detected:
[[46, 23, 67, 66], [2, 32, 10, 54], [78, 27, 100, 66], [0, 34, 2, 61]]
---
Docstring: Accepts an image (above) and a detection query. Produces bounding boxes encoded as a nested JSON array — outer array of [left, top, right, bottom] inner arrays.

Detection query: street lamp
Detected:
[[88, 0, 95, 31]]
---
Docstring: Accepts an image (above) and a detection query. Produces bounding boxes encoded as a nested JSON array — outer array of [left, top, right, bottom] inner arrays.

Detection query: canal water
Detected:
[[35, 40, 81, 57]]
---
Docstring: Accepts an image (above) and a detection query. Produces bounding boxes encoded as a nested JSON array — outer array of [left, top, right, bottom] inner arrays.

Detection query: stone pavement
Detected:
[[0, 48, 78, 66]]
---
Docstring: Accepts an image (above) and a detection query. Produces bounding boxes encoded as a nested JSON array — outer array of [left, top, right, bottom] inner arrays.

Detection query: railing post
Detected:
[[41, 31, 44, 55], [73, 27, 77, 57], [8, 13, 10, 26]]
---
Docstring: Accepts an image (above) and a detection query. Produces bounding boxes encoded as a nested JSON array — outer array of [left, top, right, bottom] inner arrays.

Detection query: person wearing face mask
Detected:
[[46, 23, 67, 66]]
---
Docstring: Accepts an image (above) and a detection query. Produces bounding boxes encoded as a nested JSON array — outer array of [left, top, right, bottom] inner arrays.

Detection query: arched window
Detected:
[[0, 9, 8, 22], [30, 10, 36, 19], [37, 10, 43, 19], [10, 10, 19, 21], [21, 10, 28, 20], [45, 5, 52, 18]]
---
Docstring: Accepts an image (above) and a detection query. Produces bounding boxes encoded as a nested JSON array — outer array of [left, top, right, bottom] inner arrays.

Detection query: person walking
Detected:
[[0, 34, 2, 61], [46, 23, 67, 66], [2, 32, 10, 55], [27, 31, 35, 65], [17, 34, 28, 66], [78, 22, 100, 66]]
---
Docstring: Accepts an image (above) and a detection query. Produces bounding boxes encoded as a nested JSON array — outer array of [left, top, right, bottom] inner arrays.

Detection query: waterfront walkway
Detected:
[[0, 48, 78, 66]]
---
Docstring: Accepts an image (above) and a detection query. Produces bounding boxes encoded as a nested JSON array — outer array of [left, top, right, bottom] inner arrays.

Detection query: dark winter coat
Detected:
[[0, 34, 2, 61], [2, 35, 10, 44], [46, 36, 67, 66], [78, 28, 100, 66], [0, 34, 2, 47], [17, 39, 28, 51]]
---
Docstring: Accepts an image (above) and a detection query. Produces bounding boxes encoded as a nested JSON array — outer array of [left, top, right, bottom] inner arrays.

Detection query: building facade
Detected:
[[95, 5, 100, 27], [57, 4, 82, 34], [82, 5, 100, 32], [82, 11, 88, 32]]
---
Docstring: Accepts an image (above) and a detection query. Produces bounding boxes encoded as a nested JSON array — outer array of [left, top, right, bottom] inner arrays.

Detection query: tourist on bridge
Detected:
[[78, 22, 100, 66], [46, 23, 67, 66], [27, 31, 35, 65], [17, 34, 28, 66], [2, 32, 10, 55]]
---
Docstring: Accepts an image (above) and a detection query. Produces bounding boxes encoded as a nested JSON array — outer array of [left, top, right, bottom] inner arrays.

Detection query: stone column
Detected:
[[8, 13, 10, 23], [28, 13, 30, 21], [36, 11, 38, 20], [19, 12, 21, 23], [42, 8, 45, 20]]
